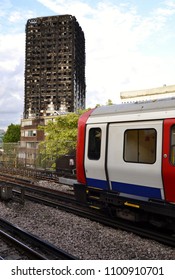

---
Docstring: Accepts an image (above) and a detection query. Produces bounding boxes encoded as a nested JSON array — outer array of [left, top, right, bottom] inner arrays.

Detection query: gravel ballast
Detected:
[[1, 197, 175, 260]]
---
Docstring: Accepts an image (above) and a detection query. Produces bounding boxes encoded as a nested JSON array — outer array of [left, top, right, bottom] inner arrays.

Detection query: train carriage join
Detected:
[[74, 98, 175, 229]]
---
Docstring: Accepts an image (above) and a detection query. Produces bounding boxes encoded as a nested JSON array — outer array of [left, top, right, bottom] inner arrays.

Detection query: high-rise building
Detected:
[[24, 15, 86, 118]]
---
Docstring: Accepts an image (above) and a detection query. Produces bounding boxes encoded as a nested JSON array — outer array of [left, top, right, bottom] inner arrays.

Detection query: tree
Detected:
[[2, 124, 20, 167], [38, 111, 86, 168], [106, 99, 113, 105], [96, 99, 113, 107], [3, 124, 21, 143]]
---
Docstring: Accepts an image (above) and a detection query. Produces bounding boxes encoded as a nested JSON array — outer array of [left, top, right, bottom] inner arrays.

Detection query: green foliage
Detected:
[[1, 142, 19, 167], [96, 99, 113, 107], [38, 101, 113, 169], [3, 124, 21, 143], [38, 111, 87, 168], [106, 99, 113, 105]]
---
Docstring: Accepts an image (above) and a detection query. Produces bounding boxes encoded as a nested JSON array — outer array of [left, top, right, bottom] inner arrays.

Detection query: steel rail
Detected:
[[0, 230, 47, 260], [0, 174, 76, 205], [1, 172, 175, 249], [23, 192, 175, 248], [0, 168, 76, 185], [0, 218, 77, 260], [0, 174, 75, 201]]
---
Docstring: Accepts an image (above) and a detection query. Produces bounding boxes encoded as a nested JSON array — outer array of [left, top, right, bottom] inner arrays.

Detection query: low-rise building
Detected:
[[120, 84, 175, 102]]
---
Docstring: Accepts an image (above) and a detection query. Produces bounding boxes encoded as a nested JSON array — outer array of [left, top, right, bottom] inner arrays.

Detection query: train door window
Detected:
[[88, 128, 101, 160], [124, 129, 156, 164], [170, 126, 175, 165]]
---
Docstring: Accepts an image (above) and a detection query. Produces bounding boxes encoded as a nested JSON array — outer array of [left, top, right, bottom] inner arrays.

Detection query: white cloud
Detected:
[[0, 33, 25, 70], [0, 32, 25, 128], [0, 2, 35, 129], [37, 0, 94, 17], [1, 0, 175, 128], [8, 11, 24, 22], [8, 10, 35, 24], [36, 0, 175, 107]]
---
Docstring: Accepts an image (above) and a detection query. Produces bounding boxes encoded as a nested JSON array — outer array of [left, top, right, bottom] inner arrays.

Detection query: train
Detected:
[[74, 98, 175, 230]]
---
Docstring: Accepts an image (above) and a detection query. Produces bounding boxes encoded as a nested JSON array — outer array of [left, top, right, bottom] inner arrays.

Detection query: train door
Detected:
[[84, 124, 109, 190], [107, 121, 164, 201], [162, 119, 175, 202]]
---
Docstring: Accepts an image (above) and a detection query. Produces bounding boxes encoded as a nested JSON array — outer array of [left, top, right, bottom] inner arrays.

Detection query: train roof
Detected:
[[87, 98, 175, 124]]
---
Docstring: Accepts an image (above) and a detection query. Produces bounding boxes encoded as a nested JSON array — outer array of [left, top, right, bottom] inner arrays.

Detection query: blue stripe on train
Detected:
[[86, 178, 109, 190], [86, 178, 162, 199], [111, 181, 162, 199]]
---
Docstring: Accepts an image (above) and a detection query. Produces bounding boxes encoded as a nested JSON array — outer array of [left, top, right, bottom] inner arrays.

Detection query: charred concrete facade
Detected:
[[24, 15, 86, 118]]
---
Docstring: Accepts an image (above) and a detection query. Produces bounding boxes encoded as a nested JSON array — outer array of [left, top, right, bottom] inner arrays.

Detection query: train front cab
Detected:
[[75, 114, 175, 227]]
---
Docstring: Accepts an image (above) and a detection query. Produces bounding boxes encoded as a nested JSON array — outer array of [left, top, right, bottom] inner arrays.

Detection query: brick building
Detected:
[[19, 117, 51, 168]]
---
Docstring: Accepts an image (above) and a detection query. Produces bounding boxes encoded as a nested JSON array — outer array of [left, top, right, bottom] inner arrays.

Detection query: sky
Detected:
[[1, 0, 175, 130]]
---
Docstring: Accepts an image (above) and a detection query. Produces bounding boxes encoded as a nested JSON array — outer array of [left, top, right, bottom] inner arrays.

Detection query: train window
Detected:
[[124, 129, 156, 164], [88, 128, 101, 160], [170, 126, 175, 165]]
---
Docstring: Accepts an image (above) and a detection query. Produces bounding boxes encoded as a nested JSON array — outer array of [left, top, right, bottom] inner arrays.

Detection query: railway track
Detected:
[[0, 172, 76, 205], [0, 229, 44, 260], [1, 171, 175, 251], [0, 166, 76, 183], [0, 218, 77, 260], [16, 189, 175, 249]]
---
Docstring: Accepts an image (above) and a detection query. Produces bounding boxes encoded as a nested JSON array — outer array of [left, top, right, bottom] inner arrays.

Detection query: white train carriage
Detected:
[[75, 99, 175, 224]]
